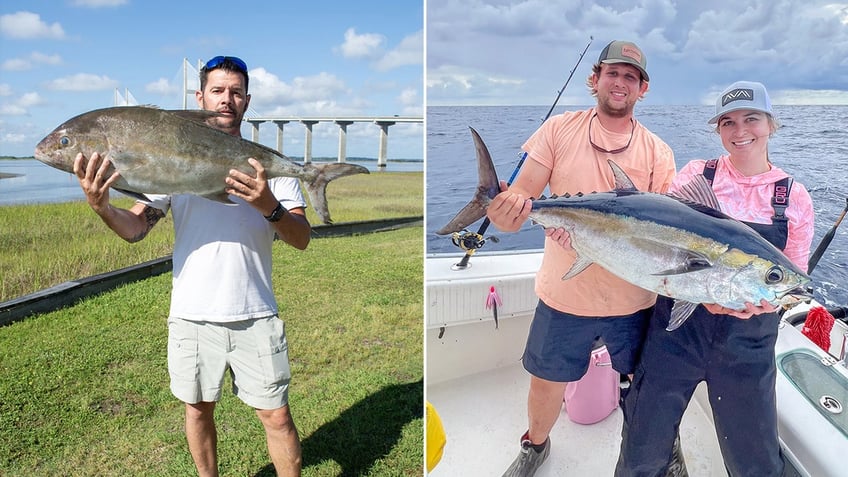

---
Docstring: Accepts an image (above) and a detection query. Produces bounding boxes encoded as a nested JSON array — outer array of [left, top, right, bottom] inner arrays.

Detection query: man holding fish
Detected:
[[71, 56, 305, 477], [485, 40, 676, 477]]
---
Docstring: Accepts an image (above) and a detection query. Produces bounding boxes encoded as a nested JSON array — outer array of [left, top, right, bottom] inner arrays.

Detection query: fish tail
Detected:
[[303, 163, 369, 224], [435, 127, 500, 235]]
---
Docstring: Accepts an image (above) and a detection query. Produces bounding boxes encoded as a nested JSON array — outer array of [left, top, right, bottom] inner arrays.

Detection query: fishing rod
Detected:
[[808, 197, 848, 273], [449, 36, 594, 270]]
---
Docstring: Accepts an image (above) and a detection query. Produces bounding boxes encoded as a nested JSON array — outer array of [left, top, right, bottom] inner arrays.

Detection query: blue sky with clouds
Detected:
[[428, 0, 848, 107], [0, 0, 423, 158]]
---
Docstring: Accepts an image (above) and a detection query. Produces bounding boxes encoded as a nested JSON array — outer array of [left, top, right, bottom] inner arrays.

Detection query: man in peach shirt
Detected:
[[487, 40, 676, 477]]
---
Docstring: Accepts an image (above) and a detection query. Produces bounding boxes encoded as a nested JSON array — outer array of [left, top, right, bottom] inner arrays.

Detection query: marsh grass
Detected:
[[0, 171, 423, 476], [0, 171, 422, 302]]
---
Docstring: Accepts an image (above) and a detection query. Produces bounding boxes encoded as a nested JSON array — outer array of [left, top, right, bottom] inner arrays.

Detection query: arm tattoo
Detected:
[[128, 206, 165, 243]]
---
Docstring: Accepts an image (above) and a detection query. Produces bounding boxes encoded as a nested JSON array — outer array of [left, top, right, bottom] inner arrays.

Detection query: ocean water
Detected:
[[426, 105, 848, 307]]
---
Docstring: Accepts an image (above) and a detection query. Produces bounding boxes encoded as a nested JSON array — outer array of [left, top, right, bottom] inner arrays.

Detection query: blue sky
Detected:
[[0, 0, 423, 158], [428, 0, 848, 107]]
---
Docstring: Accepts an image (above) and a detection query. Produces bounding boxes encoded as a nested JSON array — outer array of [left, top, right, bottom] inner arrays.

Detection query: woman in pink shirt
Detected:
[[615, 81, 814, 476]]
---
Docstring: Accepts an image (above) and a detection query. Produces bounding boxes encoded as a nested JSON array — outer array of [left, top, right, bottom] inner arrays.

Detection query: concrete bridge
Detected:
[[243, 116, 422, 170]]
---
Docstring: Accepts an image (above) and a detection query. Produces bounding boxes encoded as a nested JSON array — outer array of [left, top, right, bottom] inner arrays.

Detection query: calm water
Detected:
[[426, 105, 848, 307], [0, 157, 423, 207]]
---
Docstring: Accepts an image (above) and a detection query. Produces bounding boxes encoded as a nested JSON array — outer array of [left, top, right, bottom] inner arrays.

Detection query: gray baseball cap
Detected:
[[708, 81, 773, 124], [598, 40, 649, 81]]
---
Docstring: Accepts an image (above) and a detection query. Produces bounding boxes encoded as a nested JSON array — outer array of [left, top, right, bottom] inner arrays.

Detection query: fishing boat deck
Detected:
[[426, 251, 729, 476], [428, 361, 728, 476], [426, 251, 848, 476]]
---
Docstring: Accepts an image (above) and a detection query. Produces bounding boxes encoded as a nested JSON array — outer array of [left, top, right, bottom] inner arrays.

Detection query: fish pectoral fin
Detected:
[[113, 188, 151, 203], [666, 300, 700, 331], [651, 250, 713, 276], [561, 255, 593, 280]]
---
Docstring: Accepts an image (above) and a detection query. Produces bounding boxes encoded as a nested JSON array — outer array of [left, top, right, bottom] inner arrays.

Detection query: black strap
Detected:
[[701, 159, 791, 221], [703, 158, 718, 185], [771, 177, 792, 221]]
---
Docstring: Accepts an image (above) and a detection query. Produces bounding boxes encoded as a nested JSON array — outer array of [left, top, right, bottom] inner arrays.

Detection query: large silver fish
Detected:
[[34, 106, 369, 224], [437, 127, 812, 330]]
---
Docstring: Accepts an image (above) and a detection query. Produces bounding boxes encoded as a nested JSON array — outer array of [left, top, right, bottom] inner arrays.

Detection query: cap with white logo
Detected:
[[708, 80, 773, 124]]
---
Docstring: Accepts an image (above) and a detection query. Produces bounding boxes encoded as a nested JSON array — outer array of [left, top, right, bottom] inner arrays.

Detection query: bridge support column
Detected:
[[272, 120, 289, 154], [335, 121, 354, 163], [301, 120, 319, 164], [247, 120, 265, 143], [375, 121, 396, 171]]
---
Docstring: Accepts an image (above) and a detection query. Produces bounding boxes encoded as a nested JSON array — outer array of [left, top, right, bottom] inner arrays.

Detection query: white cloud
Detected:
[[1, 59, 30, 71], [0, 91, 46, 116], [2, 132, 28, 143], [0, 84, 12, 96], [2, 52, 62, 71], [398, 87, 422, 115], [375, 30, 423, 71], [0, 104, 27, 116], [18, 92, 44, 107], [44, 73, 120, 91], [145, 78, 178, 95], [0, 12, 65, 40], [338, 28, 385, 59], [249, 68, 349, 112]]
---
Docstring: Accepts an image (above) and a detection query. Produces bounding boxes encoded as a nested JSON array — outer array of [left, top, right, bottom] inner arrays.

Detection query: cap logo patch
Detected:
[[722, 88, 754, 106], [621, 45, 642, 62]]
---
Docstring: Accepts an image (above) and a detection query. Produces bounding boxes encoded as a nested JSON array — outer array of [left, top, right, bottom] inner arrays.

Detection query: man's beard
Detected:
[[596, 95, 634, 119]]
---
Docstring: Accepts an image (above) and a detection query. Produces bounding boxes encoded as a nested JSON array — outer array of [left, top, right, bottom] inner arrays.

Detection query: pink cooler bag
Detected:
[[563, 345, 619, 424]]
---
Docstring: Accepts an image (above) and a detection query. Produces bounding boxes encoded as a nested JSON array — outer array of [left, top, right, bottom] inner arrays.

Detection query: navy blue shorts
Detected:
[[522, 300, 651, 382]]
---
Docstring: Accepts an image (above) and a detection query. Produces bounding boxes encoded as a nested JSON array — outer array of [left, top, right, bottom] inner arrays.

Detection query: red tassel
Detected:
[[486, 286, 502, 329], [801, 306, 835, 352]]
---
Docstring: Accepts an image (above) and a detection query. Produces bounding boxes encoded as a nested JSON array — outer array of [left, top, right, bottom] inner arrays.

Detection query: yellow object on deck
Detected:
[[426, 401, 446, 472]]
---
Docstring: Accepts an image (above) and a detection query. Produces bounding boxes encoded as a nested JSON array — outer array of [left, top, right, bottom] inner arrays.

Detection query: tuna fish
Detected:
[[34, 106, 369, 224], [437, 127, 812, 330]]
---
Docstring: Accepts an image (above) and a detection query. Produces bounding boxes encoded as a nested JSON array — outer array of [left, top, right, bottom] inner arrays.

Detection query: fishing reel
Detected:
[[450, 229, 499, 253]]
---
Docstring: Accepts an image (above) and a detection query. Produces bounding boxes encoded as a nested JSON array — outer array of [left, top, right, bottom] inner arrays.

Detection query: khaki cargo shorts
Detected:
[[167, 315, 291, 410]]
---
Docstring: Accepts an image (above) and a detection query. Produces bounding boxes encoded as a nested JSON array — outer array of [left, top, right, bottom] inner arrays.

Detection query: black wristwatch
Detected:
[[264, 202, 285, 222]]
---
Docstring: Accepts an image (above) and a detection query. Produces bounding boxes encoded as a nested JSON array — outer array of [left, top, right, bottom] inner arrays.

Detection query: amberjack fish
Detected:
[[34, 106, 369, 224], [437, 127, 812, 330]]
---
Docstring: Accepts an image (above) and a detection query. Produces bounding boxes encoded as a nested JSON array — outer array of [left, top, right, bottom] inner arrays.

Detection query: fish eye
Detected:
[[765, 266, 784, 284], [59, 136, 70, 147]]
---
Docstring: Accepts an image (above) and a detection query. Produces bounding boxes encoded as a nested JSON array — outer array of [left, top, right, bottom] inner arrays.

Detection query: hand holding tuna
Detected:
[[437, 128, 812, 330]]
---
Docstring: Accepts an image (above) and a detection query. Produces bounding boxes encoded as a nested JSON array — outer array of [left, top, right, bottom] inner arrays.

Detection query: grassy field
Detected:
[[0, 171, 422, 302], [0, 172, 423, 476]]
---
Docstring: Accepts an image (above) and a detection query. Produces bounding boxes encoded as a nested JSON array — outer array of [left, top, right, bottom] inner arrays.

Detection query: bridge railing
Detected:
[[243, 116, 422, 170]]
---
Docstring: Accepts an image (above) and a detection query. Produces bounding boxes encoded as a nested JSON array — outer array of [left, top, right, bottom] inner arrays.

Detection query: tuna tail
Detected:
[[303, 162, 370, 224], [435, 127, 501, 235]]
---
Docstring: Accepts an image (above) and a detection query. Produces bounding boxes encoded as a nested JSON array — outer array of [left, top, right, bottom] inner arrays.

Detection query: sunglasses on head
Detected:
[[203, 56, 248, 75]]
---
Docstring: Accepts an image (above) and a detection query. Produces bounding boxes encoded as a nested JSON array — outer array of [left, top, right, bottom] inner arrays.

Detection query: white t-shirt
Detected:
[[145, 177, 306, 322]]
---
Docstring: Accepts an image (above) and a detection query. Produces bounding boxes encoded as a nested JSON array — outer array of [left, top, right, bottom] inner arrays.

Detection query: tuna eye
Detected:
[[765, 266, 784, 284], [59, 136, 70, 147]]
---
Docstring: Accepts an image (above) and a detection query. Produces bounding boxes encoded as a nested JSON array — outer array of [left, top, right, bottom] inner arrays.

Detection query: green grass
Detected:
[[0, 171, 422, 302], [0, 172, 423, 476]]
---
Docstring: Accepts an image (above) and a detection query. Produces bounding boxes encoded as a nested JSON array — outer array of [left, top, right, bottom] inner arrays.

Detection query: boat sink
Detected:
[[777, 348, 848, 438]]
